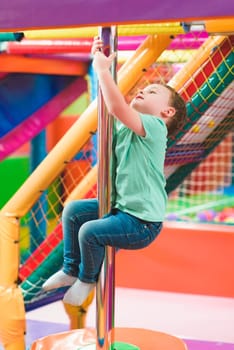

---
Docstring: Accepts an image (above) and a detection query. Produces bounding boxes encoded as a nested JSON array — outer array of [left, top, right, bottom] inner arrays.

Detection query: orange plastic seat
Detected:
[[30, 327, 187, 350]]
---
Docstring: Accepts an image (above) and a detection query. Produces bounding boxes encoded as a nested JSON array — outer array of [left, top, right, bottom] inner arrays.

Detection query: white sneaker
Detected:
[[42, 270, 77, 291], [63, 279, 95, 306]]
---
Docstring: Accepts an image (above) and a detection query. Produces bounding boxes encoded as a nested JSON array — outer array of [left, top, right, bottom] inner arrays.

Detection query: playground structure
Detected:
[[0, 5, 233, 350]]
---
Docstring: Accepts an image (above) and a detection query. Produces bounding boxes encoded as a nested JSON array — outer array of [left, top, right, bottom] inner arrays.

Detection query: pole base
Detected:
[[111, 342, 140, 350]]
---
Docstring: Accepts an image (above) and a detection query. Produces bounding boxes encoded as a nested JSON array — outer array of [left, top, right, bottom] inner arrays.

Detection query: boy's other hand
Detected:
[[91, 36, 103, 55], [92, 37, 116, 73]]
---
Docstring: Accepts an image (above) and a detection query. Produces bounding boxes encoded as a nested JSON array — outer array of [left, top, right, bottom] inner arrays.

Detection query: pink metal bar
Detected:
[[0, 78, 87, 160], [3, 32, 208, 55]]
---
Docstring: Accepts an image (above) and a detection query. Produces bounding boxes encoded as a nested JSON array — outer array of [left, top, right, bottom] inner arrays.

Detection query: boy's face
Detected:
[[130, 84, 173, 119]]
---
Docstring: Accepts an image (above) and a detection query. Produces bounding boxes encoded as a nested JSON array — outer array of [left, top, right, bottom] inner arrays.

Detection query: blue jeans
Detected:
[[61, 198, 162, 283]]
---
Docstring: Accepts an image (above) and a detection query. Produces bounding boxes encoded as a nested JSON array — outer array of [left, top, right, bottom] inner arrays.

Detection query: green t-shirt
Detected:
[[112, 113, 168, 222]]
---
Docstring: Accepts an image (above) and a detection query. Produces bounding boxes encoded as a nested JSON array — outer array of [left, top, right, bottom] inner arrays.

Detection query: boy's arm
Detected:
[[93, 50, 145, 137]]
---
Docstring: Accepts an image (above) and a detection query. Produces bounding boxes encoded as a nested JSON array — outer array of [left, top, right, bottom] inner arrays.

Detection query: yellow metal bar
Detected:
[[65, 165, 97, 205], [24, 22, 184, 39], [118, 34, 172, 94], [119, 49, 196, 63], [1, 101, 98, 218], [168, 35, 226, 91], [0, 218, 25, 349], [205, 18, 234, 34], [0, 216, 20, 286]]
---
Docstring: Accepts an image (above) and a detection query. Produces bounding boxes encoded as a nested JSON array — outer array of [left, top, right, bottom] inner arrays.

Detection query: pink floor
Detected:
[[24, 287, 234, 349]]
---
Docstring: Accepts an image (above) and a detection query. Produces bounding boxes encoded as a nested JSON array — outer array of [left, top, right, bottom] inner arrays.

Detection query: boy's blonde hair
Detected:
[[164, 85, 187, 137]]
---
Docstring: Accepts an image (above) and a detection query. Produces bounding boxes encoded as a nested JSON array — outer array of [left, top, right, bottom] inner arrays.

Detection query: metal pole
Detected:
[[96, 26, 117, 350]]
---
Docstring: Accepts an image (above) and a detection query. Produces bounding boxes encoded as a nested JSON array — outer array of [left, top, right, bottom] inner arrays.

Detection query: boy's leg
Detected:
[[62, 198, 99, 276], [63, 209, 162, 305], [42, 198, 98, 291]]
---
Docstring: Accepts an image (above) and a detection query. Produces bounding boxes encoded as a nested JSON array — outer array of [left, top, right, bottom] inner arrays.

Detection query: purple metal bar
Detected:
[[0, 0, 233, 31]]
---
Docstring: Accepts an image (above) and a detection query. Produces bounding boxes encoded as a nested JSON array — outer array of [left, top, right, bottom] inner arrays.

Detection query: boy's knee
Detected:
[[62, 201, 77, 219], [79, 221, 96, 243]]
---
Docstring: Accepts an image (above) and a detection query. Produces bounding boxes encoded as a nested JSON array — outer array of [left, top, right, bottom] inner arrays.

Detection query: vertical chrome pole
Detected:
[[96, 26, 117, 350]]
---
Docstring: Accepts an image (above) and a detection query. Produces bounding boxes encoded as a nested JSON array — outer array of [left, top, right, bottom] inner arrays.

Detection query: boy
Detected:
[[42, 37, 187, 306]]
